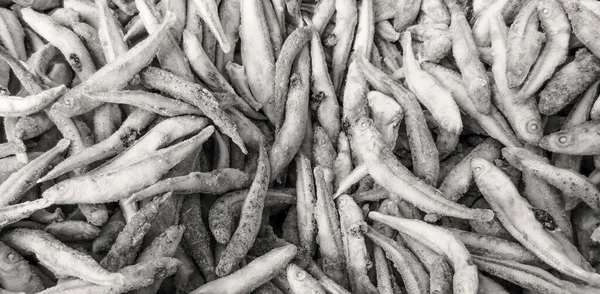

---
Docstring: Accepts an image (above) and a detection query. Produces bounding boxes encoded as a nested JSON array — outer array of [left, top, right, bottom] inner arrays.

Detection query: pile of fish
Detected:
[[2, 0, 600, 292]]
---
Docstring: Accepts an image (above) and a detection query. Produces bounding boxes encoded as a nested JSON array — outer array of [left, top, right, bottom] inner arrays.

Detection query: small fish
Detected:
[[540, 120, 600, 155], [0, 241, 44, 293]]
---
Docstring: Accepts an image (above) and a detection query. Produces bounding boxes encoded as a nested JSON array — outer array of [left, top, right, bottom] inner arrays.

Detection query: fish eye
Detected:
[[472, 160, 486, 174], [62, 97, 74, 108], [56, 184, 65, 191], [542, 8, 549, 14], [526, 121, 540, 133], [338, 197, 347, 206], [515, 65, 524, 76], [359, 119, 369, 129], [557, 135, 573, 145], [479, 78, 487, 86], [5, 252, 18, 263], [440, 118, 451, 128], [295, 270, 306, 281]]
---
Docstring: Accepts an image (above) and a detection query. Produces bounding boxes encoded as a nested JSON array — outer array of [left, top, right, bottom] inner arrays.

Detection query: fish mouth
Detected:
[[538, 136, 551, 149], [0, 265, 14, 274]]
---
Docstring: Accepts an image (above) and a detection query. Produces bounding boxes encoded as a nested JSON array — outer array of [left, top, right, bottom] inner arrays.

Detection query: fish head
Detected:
[[452, 265, 479, 294], [41, 180, 76, 204], [49, 92, 86, 119], [353, 115, 373, 132], [0, 242, 25, 275], [350, 116, 382, 151], [336, 194, 353, 209], [537, 0, 565, 19], [286, 263, 306, 282], [526, 116, 543, 136], [539, 131, 580, 154], [506, 63, 528, 87], [440, 114, 463, 135], [286, 263, 321, 293], [470, 157, 494, 180], [515, 115, 543, 145]]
